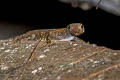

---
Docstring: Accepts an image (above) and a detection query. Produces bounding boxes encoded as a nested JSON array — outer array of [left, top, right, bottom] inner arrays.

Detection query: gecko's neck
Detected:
[[58, 26, 75, 41]]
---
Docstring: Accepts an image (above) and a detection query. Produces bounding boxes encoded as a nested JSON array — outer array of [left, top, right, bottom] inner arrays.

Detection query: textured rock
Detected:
[[0, 30, 120, 80]]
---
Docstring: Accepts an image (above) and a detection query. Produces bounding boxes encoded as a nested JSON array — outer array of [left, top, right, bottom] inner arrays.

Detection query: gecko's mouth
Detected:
[[74, 32, 84, 36]]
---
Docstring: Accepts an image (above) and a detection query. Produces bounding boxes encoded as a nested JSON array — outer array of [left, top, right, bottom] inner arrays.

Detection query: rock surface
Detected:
[[0, 30, 120, 80]]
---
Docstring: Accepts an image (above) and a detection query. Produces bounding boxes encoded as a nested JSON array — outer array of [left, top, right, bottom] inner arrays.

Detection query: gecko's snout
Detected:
[[69, 23, 85, 36]]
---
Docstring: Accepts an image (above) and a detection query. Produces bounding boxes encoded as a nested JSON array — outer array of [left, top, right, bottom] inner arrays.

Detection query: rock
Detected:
[[0, 30, 120, 80]]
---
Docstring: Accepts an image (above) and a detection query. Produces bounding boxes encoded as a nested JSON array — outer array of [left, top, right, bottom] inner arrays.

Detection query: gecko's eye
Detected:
[[81, 24, 85, 33], [81, 24, 84, 28]]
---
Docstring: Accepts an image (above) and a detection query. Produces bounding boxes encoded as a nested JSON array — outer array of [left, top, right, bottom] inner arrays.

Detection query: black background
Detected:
[[0, 0, 119, 50]]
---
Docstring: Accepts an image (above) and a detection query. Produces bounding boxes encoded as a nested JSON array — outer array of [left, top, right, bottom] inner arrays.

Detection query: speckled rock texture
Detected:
[[59, 0, 120, 16], [0, 30, 120, 80]]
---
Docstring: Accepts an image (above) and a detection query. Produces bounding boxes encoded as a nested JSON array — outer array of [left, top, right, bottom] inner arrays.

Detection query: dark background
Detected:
[[0, 1, 119, 50]]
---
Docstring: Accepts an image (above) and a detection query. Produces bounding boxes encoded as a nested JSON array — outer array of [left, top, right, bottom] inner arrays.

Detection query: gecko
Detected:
[[15, 23, 85, 43]]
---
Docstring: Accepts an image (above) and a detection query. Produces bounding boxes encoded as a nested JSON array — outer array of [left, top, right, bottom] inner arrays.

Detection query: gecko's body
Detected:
[[15, 23, 85, 42]]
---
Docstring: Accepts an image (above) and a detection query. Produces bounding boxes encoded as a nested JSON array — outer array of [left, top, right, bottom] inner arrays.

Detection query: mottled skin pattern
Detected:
[[15, 23, 85, 42]]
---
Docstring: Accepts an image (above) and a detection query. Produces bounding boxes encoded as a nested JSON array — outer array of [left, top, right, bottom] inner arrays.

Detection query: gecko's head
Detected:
[[67, 23, 85, 36]]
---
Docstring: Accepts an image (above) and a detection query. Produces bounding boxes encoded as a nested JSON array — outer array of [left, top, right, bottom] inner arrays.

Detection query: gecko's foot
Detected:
[[71, 37, 81, 42]]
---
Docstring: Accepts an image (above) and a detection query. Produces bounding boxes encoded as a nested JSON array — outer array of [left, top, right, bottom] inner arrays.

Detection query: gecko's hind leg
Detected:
[[23, 39, 42, 65], [25, 32, 54, 64]]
